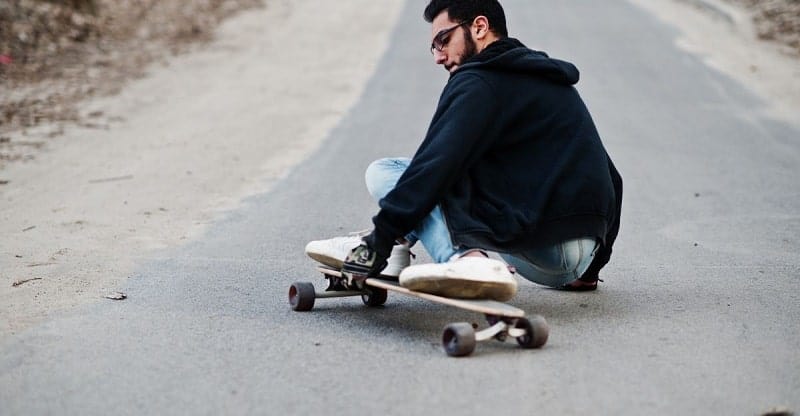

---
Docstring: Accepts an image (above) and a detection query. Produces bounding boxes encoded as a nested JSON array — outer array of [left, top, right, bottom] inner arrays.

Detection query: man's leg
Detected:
[[365, 158, 460, 263], [366, 158, 518, 300], [499, 237, 598, 289], [303, 159, 414, 275]]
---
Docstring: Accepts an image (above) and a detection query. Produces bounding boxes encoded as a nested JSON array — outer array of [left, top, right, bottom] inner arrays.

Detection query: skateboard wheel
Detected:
[[289, 282, 316, 311], [361, 287, 387, 307], [514, 315, 549, 349], [442, 322, 476, 357]]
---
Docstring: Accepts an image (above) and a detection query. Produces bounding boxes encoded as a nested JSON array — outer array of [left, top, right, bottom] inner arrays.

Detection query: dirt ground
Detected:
[[1, 0, 263, 167], [723, 0, 800, 55], [0, 0, 407, 339]]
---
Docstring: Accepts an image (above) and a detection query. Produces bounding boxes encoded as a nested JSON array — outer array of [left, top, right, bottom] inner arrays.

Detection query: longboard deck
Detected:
[[317, 266, 524, 318]]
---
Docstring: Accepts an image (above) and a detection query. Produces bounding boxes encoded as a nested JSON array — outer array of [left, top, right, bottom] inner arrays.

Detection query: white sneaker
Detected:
[[304, 231, 411, 277], [399, 257, 518, 301]]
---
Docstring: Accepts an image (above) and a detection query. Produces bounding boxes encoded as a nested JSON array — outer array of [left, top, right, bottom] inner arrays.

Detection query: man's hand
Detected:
[[341, 228, 394, 284], [342, 243, 388, 280]]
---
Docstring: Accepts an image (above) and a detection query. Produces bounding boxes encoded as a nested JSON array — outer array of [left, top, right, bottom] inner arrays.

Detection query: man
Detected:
[[305, 0, 622, 300]]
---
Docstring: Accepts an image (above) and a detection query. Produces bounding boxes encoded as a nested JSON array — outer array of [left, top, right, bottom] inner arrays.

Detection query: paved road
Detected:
[[2, 1, 798, 414]]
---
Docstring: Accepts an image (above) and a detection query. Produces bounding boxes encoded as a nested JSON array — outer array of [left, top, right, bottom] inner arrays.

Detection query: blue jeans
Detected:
[[364, 157, 598, 288]]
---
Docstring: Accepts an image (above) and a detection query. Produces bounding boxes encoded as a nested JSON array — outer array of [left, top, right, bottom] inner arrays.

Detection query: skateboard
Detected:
[[288, 265, 549, 357]]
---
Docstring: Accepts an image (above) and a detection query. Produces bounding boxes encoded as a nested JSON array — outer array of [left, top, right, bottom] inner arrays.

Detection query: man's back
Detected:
[[392, 39, 619, 254]]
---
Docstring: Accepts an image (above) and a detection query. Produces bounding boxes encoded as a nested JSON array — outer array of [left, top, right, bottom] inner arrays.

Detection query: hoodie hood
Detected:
[[454, 37, 580, 85]]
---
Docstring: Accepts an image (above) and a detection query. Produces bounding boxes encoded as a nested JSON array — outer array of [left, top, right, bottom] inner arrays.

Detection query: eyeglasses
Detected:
[[430, 20, 471, 54]]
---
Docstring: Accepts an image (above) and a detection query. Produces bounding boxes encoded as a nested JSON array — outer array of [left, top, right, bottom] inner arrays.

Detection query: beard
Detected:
[[446, 30, 479, 73], [460, 29, 478, 62]]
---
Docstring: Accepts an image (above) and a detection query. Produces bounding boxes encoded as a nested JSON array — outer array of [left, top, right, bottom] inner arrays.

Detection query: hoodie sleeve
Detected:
[[371, 73, 498, 243]]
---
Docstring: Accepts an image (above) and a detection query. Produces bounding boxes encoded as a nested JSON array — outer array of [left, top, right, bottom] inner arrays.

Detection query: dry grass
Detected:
[[0, 0, 263, 163], [724, 0, 800, 54]]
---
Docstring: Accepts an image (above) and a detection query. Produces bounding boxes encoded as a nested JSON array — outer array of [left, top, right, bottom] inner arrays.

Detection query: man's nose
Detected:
[[433, 49, 447, 65]]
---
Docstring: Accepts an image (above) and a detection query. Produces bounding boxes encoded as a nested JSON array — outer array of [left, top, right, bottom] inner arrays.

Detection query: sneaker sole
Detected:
[[307, 252, 343, 270], [307, 252, 403, 278], [401, 277, 516, 302]]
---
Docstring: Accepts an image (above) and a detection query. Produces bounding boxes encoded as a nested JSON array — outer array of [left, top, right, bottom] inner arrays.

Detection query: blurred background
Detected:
[[1, 0, 797, 158]]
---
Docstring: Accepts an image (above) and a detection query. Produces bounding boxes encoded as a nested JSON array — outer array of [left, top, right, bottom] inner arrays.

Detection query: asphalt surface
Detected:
[[2, 1, 799, 415]]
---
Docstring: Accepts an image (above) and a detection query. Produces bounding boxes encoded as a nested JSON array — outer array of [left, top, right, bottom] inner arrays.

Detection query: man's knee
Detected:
[[364, 157, 409, 200]]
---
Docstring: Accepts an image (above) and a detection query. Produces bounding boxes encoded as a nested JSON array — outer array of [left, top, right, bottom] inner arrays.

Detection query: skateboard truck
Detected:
[[339, 269, 368, 291], [291, 267, 388, 309], [440, 315, 548, 357], [332, 263, 369, 291], [481, 316, 527, 341]]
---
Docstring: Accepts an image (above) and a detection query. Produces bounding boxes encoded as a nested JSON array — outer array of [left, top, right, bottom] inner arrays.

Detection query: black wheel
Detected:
[[442, 322, 477, 357], [289, 282, 315, 311], [514, 315, 549, 349], [361, 287, 387, 307]]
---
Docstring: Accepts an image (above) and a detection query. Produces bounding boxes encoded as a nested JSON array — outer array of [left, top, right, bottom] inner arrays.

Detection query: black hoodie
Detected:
[[372, 38, 622, 279]]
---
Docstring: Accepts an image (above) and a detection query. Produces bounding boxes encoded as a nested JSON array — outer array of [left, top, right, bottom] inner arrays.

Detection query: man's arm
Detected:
[[375, 74, 497, 246], [365, 73, 499, 259]]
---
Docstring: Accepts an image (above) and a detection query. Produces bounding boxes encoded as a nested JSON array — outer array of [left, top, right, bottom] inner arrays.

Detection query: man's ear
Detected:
[[473, 15, 490, 39]]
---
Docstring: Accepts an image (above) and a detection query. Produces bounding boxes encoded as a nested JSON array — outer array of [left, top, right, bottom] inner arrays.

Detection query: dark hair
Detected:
[[423, 0, 508, 38]]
